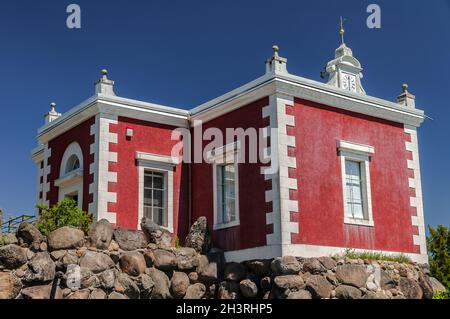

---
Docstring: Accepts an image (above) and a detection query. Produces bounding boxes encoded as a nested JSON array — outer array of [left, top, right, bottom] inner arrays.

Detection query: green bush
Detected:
[[36, 199, 93, 236], [432, 289, 450, 299], [427, 225, 450, 291]]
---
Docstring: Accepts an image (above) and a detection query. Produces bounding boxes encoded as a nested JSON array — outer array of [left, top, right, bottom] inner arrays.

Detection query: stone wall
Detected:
[[0, 217, 445, 299]]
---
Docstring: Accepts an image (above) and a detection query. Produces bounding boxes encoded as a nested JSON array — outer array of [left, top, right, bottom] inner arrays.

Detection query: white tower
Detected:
[[322, 17, 366, 94]]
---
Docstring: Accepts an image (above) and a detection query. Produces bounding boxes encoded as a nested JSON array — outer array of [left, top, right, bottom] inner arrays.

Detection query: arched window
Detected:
[[65, 155, 80, 174], [60, 142, 84, 177]]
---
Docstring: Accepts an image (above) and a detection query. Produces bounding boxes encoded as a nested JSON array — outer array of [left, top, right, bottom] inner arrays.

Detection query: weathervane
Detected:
[[339, 16, 346, 45]]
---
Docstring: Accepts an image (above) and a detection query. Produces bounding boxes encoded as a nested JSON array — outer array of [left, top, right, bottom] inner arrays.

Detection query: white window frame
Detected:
[[55, 142, 84, 209], [338, 140, 375, 227], [136, 152, 178, 233], [206, 141, 240, 230]]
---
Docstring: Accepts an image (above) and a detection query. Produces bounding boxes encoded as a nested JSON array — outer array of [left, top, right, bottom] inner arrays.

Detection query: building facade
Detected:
[[32, 39, 428, 263]]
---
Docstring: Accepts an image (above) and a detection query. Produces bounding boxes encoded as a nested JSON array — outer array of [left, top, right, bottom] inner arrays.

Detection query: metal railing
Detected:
[[0, 215, 36, 234]]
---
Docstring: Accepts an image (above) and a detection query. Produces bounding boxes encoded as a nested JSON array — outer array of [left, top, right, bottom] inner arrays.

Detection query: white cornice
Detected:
[[36, 72, 426, 144]]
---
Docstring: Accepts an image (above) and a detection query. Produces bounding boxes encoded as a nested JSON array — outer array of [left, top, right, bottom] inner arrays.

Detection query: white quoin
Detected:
[[95, 69, 116, 96], [44, 102, 62, 124]]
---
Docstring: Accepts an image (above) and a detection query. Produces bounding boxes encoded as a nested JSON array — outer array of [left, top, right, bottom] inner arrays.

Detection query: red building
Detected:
[[32, 39, 428, 263]]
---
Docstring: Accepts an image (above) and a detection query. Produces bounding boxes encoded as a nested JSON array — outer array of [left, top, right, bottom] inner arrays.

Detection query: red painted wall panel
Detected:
[[47, 117, 95, 211], [113, 117, 189, 240], [191, 97, 270, 251], [292, 98, 415, 253]]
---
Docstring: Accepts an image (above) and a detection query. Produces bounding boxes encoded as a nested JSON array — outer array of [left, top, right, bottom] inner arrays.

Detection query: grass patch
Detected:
[[332, 248, 412, 263]]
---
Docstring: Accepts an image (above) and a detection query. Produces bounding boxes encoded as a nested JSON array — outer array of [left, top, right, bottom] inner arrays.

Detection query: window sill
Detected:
[[344, 217, 374, 227], [213, 220, 240, 230]]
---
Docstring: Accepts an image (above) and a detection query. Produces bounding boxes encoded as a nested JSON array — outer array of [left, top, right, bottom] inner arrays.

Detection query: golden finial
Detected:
[[339, 16, 345, 45]]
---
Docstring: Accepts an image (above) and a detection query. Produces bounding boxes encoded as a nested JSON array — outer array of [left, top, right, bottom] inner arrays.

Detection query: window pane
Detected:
[[153, 190, 164, 208], [144, 206, 152, 219], [144, 175, 152, 188], [153, 174, 164, 189], [144, 189, 153, 206], [216, 166, 223, 224]]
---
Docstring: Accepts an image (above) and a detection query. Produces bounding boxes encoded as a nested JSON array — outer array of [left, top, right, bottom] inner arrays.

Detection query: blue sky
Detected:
[[0, 0, 448, 229]]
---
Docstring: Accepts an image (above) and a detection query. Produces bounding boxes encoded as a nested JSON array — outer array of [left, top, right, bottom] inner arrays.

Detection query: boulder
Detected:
[[50, 250, 67, 261], [429, 277, 446, 294], [302, 258, 325, 274], [145, 249, 176, 270], [380, 269, 396, 290], [47, 227, 84, 250], [184, 216, 211, 253], [418, 272, 434, 299], [398, 277, 423, 299], [147, 267, 171, 299], [287, 290, 312, 299], [113, 228, 148, 251], [119, 251, 146, 276], [188, 271, 199, 284], [108, 291, 129, 299], [80, 268, 100, 289], [171, 271, 190, 298], [66, 289, 91, 299], [184, 283, 206, 299], [218, 281, 240, 299], [0, 272, 22, 299], [260, 276, 271, 292], [21, 285, 50, 299], [271, 256, 301, 275], [79, 251, 114, 273], [136, 274, 154, 299], [317, 257, 337, 270], [0, 244, 27, 269], [88, 219, 113, 249], [99, 269, 117, 290], [305, 274, 333, 299], [245, 259, 271, 277], [174, 247, 199, 270], [115, 273, 140, 299], [240, 279, 258, 298], [335, 264, 368, 288], [16, 222, 43, 250], [23, 252, 56, 283], [363, 291, 389, 299], [89, 289, 107, 299], [273, 275, 305, 291], [140, 217, 172, 248], [335, 285, 362, 299], [197, 255, 218, 282], [224, 262, 247, 281], [65, 264, 81, 290]]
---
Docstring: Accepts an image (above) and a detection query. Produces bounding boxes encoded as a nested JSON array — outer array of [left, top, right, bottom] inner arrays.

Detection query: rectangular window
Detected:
[[344, 160, 365, 220], [143, 170, 167, 227], [338, 140, 375, 227], [217, 164, 236, 224]]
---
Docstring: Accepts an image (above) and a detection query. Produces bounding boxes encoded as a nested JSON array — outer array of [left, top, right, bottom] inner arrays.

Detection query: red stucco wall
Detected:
[[111, 117, 189, 239], [291, 98, 417, 253], [47, 117, 95, 212], [191, 97, 270, 251]]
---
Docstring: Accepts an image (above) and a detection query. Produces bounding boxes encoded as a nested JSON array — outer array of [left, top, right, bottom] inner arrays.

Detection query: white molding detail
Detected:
[[339, 141, 375, 227], [137, 159, 174, 234], [206, 141, 241, 231], [42, 144, 51, 207], [59, 142, 84, 177], [275, 94, 299, 246], [88, 115, 100, 215], [224, 243, 429, 264], [404, 125, 427, 259], [96, 114, 118, 224], [136, 152, 180, 167]]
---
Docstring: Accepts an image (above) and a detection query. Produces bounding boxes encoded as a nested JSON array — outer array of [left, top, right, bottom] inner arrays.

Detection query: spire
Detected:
[[339, 16, 345, 45], [44, 102, 61, 124], [95, 69, 116, 96], [396, 83, 416, 108], [265, 45, 288, 75], [321, 17, 366, 94]]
